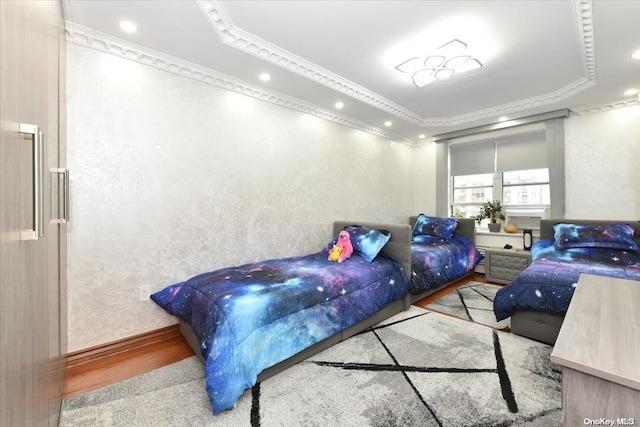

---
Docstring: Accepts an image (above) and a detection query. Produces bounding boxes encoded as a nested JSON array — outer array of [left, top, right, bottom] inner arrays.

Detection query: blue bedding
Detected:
[[409, 234, 483, 295], [494, 239, 640, 321], [151, 250, 408, 414]]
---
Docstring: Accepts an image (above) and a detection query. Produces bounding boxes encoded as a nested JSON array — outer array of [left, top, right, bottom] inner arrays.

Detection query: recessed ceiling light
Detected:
[[418, 134, 426, 139], [623, 88, 638, 96], [259, 73, 271, 82], [632, 49, 640, 59], [384, 121, 392, 127], [498, 116, 508, 122], [334, 101, 344, 109], [119, 20, 137, 34]]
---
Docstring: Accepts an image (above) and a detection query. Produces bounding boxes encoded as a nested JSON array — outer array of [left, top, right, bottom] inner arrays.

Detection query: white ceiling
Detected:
[[63, 0, 640, 145]]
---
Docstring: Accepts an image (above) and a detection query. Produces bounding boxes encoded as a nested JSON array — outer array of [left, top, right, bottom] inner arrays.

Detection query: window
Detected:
[[451, 169, 550, 226], [451, 173, 493, 219], [448, 128, 551, 226], [502, 169, 550, 206], [434, 114, 565, 220]]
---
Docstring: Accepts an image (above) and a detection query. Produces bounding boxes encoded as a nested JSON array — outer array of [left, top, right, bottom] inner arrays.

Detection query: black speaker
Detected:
[[523, 229, 533, 251]]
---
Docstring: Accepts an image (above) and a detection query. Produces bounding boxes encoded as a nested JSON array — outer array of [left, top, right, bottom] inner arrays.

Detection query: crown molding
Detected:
[[571, 98, 640, 115], [574, 0, 597, 81], [199, 0, 598, 128], [64, 22, 417, 146], [196, 0, 424, 126]]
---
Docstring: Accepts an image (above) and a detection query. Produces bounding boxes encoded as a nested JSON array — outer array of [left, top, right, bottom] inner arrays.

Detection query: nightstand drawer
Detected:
[[490, 266, 522, 282], [491, 254, 529, 270], [484, 249, 532, 284]]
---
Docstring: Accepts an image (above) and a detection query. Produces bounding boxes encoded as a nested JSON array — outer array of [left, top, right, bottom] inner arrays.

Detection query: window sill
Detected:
[[475, 228, 540, 238]]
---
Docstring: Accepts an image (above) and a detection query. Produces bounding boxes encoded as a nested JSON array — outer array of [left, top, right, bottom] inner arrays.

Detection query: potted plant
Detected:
[[474, 200, 505, 232]]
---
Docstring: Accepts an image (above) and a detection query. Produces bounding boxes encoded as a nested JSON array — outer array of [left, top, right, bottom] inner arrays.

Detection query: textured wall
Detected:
[[66, 46, 414, 352], [565, 106, 640, 219], [66, 41, 640, 352], [412, 142, 438, 215]]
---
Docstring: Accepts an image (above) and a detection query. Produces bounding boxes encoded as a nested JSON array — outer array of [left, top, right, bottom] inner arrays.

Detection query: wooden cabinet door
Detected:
[[0, 1, 65, 426], [0, 1, 30, 425]]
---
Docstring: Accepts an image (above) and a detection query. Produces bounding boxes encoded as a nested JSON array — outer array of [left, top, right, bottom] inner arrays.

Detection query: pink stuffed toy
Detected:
[[328, 230, 353, 262]]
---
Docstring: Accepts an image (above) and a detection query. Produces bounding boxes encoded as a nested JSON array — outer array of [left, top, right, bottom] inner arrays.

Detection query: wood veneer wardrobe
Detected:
[[0, 1, 67, 425]]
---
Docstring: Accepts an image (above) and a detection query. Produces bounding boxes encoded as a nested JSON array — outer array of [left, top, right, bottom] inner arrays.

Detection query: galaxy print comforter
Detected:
[[493, 240, 640, 321], [409, 234, 483, 295], [151, 250, 408, 414]]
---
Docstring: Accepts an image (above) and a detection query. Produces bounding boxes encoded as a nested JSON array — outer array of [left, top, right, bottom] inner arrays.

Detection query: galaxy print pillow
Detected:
[[412, 214, 458, 239], [327, 225, 391, 262], [553, 223, 640, 251], [531, 238, 555, 260]]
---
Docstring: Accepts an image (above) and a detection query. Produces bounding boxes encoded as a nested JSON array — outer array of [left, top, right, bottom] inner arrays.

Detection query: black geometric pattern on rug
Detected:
[[425, 282, 510, 330], [249, 311, 556, 427]]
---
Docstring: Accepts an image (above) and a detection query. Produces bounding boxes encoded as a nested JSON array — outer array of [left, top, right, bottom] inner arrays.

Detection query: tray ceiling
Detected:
[[63, 0, 640, 145]]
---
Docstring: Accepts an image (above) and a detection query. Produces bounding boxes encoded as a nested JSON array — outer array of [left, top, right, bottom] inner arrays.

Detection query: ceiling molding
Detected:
[[423, 77, 595, 127], [200, 0, 598, 128], [432, 109, 569, 142], [571, 98, 640, 115], [64, 22, 417, 146], [573, 0, 597, 81], [196, 0, 424, 125]]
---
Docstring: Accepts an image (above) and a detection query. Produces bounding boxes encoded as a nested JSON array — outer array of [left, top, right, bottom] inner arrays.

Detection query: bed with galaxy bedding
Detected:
[[408, 215, 483, 304], [151, 220, 411, 414], [493, 219, 640, 345]]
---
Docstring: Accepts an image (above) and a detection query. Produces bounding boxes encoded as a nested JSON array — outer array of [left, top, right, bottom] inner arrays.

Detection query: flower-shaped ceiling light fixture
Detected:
[[396, 39, 482, 88]]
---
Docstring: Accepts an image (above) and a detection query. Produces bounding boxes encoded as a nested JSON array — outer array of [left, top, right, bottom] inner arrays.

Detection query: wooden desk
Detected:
[[550, 274, 640, 425]]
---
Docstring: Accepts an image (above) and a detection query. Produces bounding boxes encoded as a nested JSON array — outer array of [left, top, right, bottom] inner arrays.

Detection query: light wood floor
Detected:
[[413, 272, 487, 308], [63, 273, 489, 399]]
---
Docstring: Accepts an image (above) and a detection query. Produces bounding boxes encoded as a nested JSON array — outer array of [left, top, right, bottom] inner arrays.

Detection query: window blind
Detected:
[[496, 131, 547, 172], [450, 130, 547, 176], [449, 139, 494, 176]]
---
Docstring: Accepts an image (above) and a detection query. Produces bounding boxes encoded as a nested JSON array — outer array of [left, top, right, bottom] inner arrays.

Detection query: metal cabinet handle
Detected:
[[50, 168, 69, 223], [19, 123, 44, 240], [65, 168, 69, 223]]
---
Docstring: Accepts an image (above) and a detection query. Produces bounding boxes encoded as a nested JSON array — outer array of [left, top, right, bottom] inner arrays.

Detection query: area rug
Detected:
[[59, 307, 561, 427], [425, 282, 509, 330]]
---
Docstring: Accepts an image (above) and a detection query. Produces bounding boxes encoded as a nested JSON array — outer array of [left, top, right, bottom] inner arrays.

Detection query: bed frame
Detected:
[[180, 220, 412, 383], [407, 216, 477, 304], [510, 218, 640, 345]]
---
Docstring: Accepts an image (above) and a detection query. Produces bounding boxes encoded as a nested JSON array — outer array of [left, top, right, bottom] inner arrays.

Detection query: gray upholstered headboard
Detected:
[[333, 221, 412, 281], [540, 219, 640, 245], [409, 216, 476, 245]]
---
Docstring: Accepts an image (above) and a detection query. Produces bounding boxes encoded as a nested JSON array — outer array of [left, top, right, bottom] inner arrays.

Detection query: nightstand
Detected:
[[484, 249, 531, 284]]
